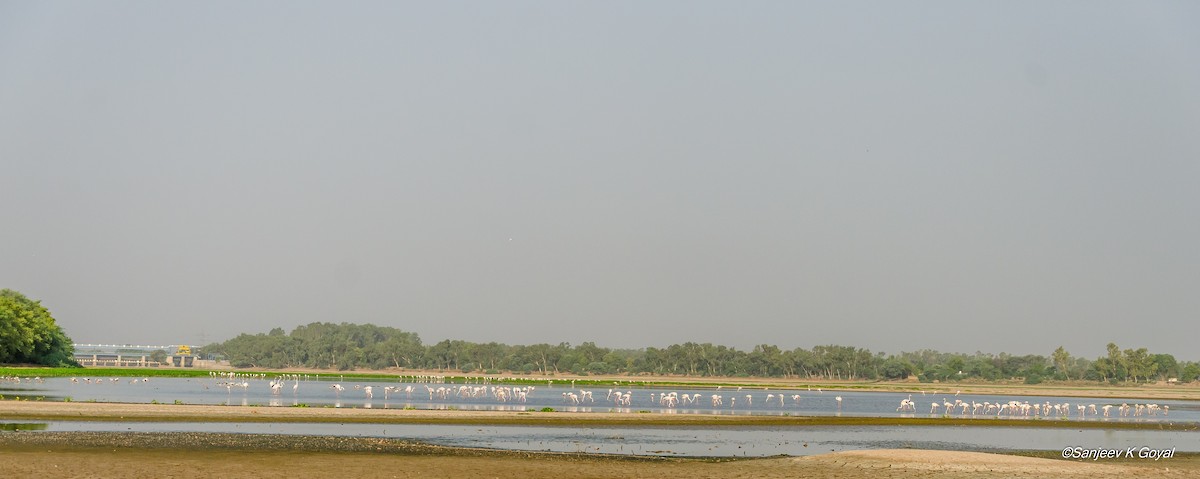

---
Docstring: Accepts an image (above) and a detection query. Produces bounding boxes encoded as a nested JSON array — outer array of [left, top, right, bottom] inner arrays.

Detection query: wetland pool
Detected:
[[4, 376, 1197, 423]]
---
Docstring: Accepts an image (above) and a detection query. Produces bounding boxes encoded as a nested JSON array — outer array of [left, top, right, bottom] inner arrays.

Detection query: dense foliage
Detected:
[[0, 289, 77, 366], [203, 322, 1199, 383]]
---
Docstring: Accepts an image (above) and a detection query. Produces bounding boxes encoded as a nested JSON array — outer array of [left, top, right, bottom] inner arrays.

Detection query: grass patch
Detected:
[[0, 366, 212, 379]]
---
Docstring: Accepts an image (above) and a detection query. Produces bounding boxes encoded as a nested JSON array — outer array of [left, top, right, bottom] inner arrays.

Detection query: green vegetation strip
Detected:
[[0, 367, 213, 379]]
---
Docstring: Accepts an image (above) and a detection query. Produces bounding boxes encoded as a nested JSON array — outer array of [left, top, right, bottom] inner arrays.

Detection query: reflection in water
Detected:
[[21, 422, 1199, 457], [0, 422, 48, 431]]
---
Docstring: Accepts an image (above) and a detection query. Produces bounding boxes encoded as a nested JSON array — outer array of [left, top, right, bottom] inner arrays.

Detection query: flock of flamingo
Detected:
[[896, 394, 1169, 418], [202, 374, 1174, 420], [11, 373, 1173, 421]]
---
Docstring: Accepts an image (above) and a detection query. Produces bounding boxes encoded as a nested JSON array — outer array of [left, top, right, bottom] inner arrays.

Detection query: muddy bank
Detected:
[[2, 431, 1195, 479]]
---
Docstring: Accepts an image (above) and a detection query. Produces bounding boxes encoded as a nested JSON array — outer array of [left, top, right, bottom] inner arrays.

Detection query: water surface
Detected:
[[16, 421, 1198, 457], [4, 376, 1194, 424]]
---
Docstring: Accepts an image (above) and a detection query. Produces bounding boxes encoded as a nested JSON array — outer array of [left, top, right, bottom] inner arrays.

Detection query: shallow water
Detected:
[[5, 421, 1197, 457], [3, 376, 1195, 424], [5, 376, 1198, 457]]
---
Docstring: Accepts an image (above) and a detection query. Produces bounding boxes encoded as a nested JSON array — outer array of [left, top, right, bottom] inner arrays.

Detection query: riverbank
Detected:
[[1, 431, 1194, 479]]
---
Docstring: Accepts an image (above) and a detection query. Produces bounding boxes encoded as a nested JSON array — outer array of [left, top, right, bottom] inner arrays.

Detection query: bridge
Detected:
[[72, 344, 194, 368]]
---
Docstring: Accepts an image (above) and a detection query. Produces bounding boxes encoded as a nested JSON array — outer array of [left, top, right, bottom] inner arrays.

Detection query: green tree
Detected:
[[879, 358, 914, 379], [1106, 342, 1126, 381], [1180, 363, 1200, 383], [1052, 346, 1071, 380], [1150, 354, 1178, 381], [374, 332, 424, 369], [1123, 347, 1155, 383], [150, 349, 168, 363], [0, 289, 77, 366]]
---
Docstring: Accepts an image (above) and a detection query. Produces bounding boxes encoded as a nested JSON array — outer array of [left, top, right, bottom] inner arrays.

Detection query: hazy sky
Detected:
[[2, 2, 1197, 360]]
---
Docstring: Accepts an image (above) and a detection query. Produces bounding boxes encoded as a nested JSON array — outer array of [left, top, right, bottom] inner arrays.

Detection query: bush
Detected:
[[586, 361, 613, 375], [0, 290, 77, 366]]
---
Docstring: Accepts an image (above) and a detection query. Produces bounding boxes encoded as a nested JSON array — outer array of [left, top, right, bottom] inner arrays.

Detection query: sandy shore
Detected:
[[1, 431, 1195, 479]]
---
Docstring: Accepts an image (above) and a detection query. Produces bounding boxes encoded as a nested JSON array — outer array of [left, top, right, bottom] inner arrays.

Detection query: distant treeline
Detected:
[[202, 322, 1200, 384]]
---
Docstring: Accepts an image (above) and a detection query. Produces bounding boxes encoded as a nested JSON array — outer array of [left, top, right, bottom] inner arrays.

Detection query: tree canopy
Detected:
[[0, 289, 77, 366], [201, 322, 1199, 384]]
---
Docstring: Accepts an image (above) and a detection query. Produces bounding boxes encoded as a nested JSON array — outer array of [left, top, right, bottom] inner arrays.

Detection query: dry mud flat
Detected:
[[2, 432, 1194, 479], [2, 401, 1197, 478]]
